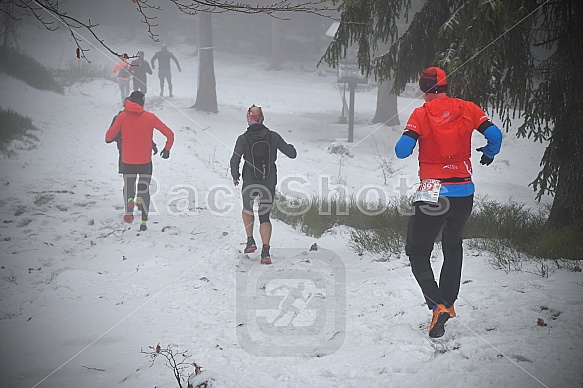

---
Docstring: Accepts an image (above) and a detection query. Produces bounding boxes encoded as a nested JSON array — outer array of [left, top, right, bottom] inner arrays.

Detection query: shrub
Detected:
[[272, 193, 408, 258], [272, 193, 583, 268], [0, 46, 63, 93], [54, 60, 111, 86], [271, 194, 337, 237], [525, 222, 583, 261], [464, 198, 547, 243], [0, 108, 39, 156]]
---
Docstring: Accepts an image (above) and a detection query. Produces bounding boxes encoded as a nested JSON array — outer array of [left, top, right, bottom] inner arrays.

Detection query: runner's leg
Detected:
[[406, 200, 448, 308], [440, 195, 473, 306]]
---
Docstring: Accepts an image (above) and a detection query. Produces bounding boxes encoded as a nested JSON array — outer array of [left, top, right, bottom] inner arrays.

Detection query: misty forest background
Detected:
[[0, 0, 582, 266]]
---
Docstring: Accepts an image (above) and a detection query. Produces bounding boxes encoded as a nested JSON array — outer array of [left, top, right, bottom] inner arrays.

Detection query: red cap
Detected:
[[419, 67, 448, 93]]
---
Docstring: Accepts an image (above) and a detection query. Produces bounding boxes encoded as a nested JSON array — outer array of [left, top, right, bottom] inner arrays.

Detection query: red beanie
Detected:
[[419, 67, 448, 94]]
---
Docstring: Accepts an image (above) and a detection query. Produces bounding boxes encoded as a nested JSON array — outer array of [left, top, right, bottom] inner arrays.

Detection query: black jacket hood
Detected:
[[245, 123, 270, 141]]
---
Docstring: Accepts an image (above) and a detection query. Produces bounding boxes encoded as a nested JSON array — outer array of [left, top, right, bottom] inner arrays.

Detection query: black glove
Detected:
[[476, 147, 494, 166], [160, 148, 170, 159], [152, 142, 158, 155]]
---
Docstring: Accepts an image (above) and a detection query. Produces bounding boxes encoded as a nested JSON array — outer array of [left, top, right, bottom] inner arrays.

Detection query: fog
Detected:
[[11, 0, 334, 72]]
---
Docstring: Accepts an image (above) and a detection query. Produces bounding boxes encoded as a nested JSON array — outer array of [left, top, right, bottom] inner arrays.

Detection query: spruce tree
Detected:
[[322, 0, 583, 227]]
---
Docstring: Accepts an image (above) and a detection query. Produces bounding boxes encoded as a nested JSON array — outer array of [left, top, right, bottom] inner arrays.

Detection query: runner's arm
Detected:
[[112, 61, 122, 73], [153, 116, 175, 151], [105, 116, 122, 143], [171, 54, 181, 71], [230, 136, 245, 180], [395, 130, 419, 159], [276, 133, 297, 159], [476, 120, 502, 158]]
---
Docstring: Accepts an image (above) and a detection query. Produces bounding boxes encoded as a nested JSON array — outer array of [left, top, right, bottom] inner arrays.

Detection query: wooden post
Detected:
[[348, 83, 356, 142]]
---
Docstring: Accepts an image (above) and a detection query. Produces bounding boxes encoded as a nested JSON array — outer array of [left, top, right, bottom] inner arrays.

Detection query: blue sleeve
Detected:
[[395, 135, 417, 159], [480, 124, 503, 158]]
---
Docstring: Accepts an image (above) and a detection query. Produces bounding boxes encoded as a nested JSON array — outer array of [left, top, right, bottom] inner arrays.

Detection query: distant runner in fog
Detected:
[[112, 59, 131, 105], [130, 51, 153, 95], [150, 44, 181, 98]]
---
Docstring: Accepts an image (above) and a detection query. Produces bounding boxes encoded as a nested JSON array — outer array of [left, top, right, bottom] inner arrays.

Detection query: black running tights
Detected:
[[122, 162, 153, 221], [406, 195, 474, 309]]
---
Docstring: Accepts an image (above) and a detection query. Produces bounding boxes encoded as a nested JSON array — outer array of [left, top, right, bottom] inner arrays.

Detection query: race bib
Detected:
[[414, 179, 441, 203]]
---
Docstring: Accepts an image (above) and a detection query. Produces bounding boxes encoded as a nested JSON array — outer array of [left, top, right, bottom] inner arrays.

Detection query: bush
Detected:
[[272, 193, 583, 267], [272, 193, 409, 258], [0, 108, 40, 156], [54, 60, 111, 86], [464, 198, 583, 261], [271, 194, 337, 237], [464, 198, 547, 243], [0, 46, 63, 93], [525, 222, 583, 261]]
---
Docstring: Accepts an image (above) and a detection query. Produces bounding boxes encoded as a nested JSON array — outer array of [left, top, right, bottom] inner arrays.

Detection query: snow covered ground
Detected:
[[0, 23, 582, 388]]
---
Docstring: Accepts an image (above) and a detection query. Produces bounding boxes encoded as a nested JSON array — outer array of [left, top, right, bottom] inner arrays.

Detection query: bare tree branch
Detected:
[[0, 0, 336, 61], [141, 343, 199, 388]]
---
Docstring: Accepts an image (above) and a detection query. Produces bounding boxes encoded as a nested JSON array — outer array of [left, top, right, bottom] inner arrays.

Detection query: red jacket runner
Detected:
[[405, 96, 489, 180], [105, 100, 174, 165]]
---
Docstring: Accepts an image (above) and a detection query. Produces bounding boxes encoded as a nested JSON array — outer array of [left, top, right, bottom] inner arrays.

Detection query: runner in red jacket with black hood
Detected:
[[105, 91, 174, 231]]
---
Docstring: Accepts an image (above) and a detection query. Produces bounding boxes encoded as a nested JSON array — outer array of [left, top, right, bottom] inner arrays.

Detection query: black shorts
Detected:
[[120, 161, 152, 175], [241, 182, 275, 212]]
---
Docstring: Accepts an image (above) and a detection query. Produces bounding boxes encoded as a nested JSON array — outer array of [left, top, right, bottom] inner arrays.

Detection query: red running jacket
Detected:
[[405, 96, 489, 180], [105, 100, 174, 165], [112, 60, 131, 81]]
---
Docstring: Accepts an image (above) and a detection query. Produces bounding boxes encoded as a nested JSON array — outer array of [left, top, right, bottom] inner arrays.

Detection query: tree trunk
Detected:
[[547, 193, 574, 228], [372, 78, 400, 126], [193, 12, 218, 113], [544, 101, 583, 229], [547, 164, 583, 228]]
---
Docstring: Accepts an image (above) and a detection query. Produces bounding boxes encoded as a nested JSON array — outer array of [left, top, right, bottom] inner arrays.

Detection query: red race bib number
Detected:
[[414, 179, 441, 203]]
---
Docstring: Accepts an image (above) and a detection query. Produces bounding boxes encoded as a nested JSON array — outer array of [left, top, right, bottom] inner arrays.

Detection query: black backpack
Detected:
[[245, 132, 272, 180], [118, 64, 130, 79]]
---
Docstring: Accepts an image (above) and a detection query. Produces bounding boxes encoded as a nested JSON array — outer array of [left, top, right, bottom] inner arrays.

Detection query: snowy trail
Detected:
[[0, 45, 582, 387]]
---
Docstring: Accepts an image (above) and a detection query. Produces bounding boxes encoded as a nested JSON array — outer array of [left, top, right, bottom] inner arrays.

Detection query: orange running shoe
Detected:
[[445, 304, 456, 318], [429, 304, 451, 338]]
